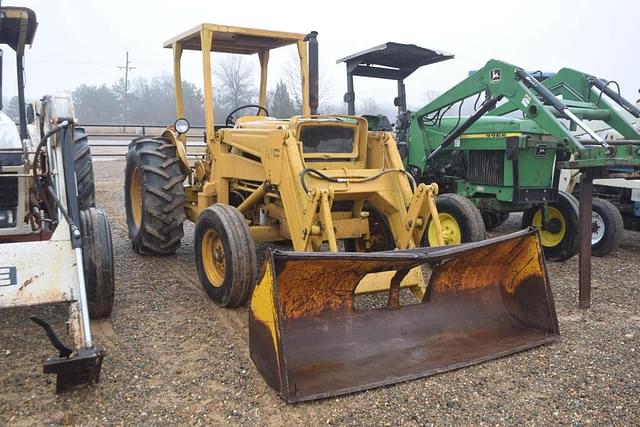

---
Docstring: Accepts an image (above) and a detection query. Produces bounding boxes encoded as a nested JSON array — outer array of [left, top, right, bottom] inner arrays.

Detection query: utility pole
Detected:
[[117, 51, 136, 130]]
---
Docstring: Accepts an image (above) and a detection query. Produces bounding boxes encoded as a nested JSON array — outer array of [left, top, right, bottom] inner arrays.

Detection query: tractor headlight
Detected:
[[0, 208, 16, 228], [175, 118, 190, 135]]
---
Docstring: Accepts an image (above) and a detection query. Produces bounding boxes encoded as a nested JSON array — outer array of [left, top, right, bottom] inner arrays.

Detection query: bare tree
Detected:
[[214, 55, 257, 114], [317, 102, 346, 115], [283, 53, 333, 113], [268, 80, 296, 118], [421, 90, 441, 104], [359, 97, 381, 115]]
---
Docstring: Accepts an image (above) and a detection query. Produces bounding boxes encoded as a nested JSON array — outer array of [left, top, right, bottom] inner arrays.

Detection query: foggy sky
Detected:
[[3, 0, 639, 112]]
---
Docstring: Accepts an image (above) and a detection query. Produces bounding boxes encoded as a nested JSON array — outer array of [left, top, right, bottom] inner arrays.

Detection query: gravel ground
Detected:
[[1, 159, 639, 426]]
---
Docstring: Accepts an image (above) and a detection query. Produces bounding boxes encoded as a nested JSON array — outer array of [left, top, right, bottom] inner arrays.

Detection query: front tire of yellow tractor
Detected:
[[424, 193, 486, 246], [195, 204, 257, 308], [124, 137, 186, 255], [522, 191, 579, 261], [344, 205, 395, 252]]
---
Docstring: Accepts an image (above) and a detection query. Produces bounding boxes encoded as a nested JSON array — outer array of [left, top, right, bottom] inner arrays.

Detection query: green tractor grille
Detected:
[[467, 150, 504, 186]]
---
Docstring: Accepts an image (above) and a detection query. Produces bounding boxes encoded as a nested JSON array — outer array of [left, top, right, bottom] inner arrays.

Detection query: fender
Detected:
[[161, 128, 190, 174]]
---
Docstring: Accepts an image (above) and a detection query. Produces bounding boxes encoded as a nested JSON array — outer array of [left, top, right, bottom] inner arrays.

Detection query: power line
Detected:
[[117, 51, 136, 128]]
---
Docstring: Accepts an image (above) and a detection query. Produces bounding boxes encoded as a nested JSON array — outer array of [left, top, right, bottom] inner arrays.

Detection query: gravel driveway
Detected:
[[1, 159, 638, 426]]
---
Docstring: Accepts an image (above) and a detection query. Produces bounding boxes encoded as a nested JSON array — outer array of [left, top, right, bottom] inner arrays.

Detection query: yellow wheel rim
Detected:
[[428, 213, 462, 246], [130, 167, 143, 227], [202, 229, 225, 286], [531, 207, 566, 247]]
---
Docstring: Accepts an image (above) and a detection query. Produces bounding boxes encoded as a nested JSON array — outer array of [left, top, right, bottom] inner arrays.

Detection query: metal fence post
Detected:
[[578, 170, 593, 309]]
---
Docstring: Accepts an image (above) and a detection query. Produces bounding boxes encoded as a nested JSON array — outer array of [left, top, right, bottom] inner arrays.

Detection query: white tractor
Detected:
[[0, 6, 114, 391], [559, 98, 640, 253]]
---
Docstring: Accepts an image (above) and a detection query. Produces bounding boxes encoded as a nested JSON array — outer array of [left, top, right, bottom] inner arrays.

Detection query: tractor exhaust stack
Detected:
[[305, 31, 319, 115]]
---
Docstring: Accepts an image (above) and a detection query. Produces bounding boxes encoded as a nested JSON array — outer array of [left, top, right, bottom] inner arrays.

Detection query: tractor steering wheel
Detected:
[[224, 104, 269, 127]]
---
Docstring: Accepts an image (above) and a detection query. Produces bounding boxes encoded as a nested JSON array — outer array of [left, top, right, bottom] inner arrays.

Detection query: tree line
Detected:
[[2, 56, 407, 126], [72, 56, 346, 126], [69, 74, 291, 127]]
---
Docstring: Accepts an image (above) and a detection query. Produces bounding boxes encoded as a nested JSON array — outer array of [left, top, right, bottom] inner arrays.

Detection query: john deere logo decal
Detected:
[[0, 266, 17, 287], [535, 144, 547, 157], [490, 69, 501, 82]]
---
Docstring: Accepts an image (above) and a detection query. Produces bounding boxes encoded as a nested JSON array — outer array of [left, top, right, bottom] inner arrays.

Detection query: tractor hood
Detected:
[[436, 115, 547, 136]]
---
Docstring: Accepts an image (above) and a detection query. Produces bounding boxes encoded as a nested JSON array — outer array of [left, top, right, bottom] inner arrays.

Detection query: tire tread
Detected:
[[124, 137, 185, 255]]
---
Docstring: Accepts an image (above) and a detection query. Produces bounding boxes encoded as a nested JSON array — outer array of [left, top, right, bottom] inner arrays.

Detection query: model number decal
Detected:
[[0, 266, 17, 287]]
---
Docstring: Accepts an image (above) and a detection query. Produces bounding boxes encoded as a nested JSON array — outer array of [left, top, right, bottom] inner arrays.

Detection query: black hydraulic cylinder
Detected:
[[590, 78, 640, 118], [59, 123, 82, 249], [426, 96, 499, 162], [305, 31, 319, 115], [515, 68, 567, 114]]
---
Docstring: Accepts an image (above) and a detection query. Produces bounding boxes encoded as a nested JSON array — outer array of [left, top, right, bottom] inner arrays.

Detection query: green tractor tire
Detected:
[[424, 194, 486, 247], [522, 191, 578, 261]]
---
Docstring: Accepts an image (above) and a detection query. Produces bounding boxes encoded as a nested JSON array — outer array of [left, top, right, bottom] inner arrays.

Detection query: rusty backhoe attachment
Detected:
[[250, 227, 558, 402]]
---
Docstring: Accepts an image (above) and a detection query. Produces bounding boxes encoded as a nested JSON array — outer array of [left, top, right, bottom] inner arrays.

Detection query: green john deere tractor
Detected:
[[339, 43, 640, 260]]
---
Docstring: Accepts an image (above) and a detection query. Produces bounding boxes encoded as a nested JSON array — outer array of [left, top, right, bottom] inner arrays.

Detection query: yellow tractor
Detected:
[[124, 24, 559, 402]]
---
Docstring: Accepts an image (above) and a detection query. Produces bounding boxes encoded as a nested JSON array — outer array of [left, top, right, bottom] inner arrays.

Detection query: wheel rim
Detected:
[[428, 213, 462, 246], [591, 211, 605, 245], [130, 167, 143, 227], [202, 229, 225, 286], [532, 207, 566, 248]]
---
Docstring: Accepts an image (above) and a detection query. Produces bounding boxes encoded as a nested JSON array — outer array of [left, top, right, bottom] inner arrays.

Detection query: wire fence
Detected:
[[83, 123, 211, 158], [80, 123, 207, 138]]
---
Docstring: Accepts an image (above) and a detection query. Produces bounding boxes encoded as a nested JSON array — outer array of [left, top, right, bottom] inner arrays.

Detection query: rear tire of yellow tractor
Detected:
[[195, 204, 258, 308], [424, 193, 486, 246], [522, 191, 578, 261], [124, 137, 186, 255]]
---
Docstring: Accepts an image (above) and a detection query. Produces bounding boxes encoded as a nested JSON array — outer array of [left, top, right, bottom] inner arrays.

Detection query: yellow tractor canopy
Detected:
[[163, 24, 314, 140], [250, 228, 559, 402]]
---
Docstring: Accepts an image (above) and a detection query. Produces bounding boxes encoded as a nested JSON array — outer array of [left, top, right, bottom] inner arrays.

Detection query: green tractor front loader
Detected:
[[340, 45, 640, 260]]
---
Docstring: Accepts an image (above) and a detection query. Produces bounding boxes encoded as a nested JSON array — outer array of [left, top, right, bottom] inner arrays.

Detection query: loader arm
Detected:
[[411, 59, 640, 175], [258, 124, 434, 252], [411, 59, 596, 157], [489, 67, 640, 141]]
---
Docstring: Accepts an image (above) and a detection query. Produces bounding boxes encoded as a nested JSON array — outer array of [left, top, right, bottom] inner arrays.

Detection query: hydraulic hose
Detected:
[[300, 167, 417, 194], [31, 120, 70, 178]]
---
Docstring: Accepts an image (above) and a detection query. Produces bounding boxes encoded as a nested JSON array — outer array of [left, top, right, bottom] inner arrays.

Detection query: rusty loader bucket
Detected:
[[249, 228, 559, 402]]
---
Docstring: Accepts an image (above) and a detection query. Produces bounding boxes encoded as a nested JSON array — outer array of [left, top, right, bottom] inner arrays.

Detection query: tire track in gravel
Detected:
[[90, 319, 117, 350], [165, 245, 288, 425]]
